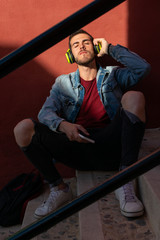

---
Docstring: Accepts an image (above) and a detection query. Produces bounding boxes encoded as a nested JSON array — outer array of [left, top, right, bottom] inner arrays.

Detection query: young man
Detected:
[[14, 29, 150, 219]]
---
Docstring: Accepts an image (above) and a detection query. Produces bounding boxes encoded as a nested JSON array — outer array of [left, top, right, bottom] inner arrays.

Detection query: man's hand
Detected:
[[93, 38, 110, 57], [58, 121, 90, 143]]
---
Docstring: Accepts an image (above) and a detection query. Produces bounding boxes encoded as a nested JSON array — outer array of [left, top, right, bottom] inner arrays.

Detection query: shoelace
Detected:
[[43, 187, 60, 206], [123, 182, 136, 202]]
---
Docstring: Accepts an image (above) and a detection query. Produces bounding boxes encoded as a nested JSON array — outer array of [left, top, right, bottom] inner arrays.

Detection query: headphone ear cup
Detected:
[[65, 49, 75, 64], [94, 42, 102, 54]]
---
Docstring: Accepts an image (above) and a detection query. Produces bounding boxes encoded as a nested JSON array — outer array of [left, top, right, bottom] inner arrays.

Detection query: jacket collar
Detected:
[[72, 65, 108, 88]]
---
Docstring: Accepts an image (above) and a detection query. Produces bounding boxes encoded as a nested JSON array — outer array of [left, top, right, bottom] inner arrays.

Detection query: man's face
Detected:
[[70, 33, 95, 66]]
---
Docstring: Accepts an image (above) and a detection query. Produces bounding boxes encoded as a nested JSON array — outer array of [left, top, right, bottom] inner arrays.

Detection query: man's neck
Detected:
[[78, 61, 97, 81]]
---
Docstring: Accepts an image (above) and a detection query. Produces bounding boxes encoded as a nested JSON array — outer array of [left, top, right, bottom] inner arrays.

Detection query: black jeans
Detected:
[[22, 108, 145, 185]]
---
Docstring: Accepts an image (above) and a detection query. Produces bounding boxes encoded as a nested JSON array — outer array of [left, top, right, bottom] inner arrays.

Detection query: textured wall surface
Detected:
[[0, 0, 159, 187]]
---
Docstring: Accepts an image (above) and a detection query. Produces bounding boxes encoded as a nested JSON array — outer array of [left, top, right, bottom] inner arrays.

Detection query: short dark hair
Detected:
[[69, 29, 94, 49]]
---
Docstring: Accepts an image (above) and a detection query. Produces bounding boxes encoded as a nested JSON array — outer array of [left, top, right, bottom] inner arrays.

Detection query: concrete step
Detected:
[[77, 170, 155, 240], [138, 166, 160, 240], [138, 128, 160, 240], [0, 223, 21, 240], [76, 171, 105, 240]]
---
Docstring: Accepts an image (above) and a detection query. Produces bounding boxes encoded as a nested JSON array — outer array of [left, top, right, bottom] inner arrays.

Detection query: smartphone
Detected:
[[79, 134, 95, 144]]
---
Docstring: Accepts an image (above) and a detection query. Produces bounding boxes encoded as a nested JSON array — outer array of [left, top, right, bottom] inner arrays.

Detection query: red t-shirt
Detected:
[[75, 78, 110, 128]]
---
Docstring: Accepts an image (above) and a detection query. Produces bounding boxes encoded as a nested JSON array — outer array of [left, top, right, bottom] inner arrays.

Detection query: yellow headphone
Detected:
[[65, 42, 102, 64]]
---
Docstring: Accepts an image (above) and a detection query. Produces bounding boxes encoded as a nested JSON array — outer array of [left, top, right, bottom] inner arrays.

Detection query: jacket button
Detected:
[[79, 87, 83, 90]]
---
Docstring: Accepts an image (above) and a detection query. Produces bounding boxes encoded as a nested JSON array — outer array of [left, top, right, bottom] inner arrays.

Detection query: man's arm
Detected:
[[94, 38, 151, 90], [38, 78, 65, 132], [38, 77, 91, 143], [109, 44, 150, 90]]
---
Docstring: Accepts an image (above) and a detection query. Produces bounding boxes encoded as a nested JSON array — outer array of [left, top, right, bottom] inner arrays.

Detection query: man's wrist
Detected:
[[107, 43, 112, 55], [58, 120, 67, 132]]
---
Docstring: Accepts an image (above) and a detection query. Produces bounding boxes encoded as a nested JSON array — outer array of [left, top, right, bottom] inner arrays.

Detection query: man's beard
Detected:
[[75, 52, 95, 66]]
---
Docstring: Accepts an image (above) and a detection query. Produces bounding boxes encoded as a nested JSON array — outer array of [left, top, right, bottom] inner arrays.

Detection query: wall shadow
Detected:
[[128, 0, 160, 127], [0, 45, 75, 189]]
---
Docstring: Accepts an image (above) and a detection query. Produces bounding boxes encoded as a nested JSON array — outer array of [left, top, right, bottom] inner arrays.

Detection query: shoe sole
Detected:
[[121, 209, 144, 218], [34, 213, 46, 219], [34, 197, 73, 219]]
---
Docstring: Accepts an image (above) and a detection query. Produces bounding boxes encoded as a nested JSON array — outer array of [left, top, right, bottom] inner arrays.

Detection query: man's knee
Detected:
[[121, 91, 145, 110], [121, 91, 146, 122], [14, 119, 35, 147]]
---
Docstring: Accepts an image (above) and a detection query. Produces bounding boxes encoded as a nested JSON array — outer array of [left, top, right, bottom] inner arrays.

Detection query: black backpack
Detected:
[[0, 171, 43, 227]]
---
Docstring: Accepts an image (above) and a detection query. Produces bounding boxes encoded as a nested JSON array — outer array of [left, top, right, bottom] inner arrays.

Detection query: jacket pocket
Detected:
[[61, 95, 75, 106], [60, 95, 76, 119]]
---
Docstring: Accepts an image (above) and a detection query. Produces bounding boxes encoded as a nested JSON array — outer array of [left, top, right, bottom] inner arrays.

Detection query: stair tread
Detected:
[[138, 128, 160, 240], [77, 170, 155, 240], [77, 171, 105, 240]]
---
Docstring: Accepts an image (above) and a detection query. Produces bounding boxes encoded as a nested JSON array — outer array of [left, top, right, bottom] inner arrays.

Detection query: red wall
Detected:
[[128, 0, 160, 127], [0, 1, 159, 187]]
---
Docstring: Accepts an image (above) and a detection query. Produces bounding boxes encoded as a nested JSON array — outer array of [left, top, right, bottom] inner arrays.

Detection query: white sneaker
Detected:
[[34, 184, 73, 219], [115, 181, 144, 217]]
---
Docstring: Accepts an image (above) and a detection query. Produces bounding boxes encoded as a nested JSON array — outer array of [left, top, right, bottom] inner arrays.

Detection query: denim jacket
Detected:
[[38, 44, 150, 132]]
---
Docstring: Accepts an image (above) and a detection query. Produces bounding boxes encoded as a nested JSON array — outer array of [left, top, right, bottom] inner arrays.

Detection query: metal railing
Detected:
[[7, 148, 160, 240], [1, 0, 159, 239], [0, 0, 125, 79]]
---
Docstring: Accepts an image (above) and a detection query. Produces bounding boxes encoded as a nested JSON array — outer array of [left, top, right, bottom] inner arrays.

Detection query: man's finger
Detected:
[[77, 125, 89, 136]]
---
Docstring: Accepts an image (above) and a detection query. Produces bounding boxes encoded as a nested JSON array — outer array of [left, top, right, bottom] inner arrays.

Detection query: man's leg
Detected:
[[14, 119, 73, 218], [120, 91, 145, 168], [115, 91, 145, 217], [14, 118, 116, 182], [14, 119, 65, 187], [14, 118, 120, 218]]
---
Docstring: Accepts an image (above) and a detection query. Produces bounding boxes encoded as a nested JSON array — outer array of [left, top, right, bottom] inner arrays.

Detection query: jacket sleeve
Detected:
[[38, 77, 65, 132], [109, 44, 151, 91]]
